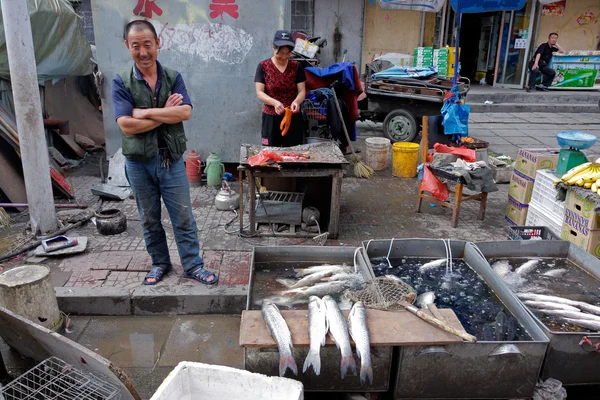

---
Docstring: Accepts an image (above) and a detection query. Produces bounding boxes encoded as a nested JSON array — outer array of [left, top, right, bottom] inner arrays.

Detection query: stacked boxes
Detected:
[[434, 48, 449, 76], [526, 169, 564, 237], [561, 189, 600, 257], [413, 47, 433, 67], [505, 148, 560, 225]]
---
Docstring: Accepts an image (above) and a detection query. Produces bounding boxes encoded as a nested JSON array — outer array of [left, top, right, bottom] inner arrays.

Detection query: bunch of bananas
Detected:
[[556, 161, 600, 195]]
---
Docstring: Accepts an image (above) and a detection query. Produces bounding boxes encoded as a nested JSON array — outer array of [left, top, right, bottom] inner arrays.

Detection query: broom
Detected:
[[331, 87, 374, 179], [0, 207, 12, 228]]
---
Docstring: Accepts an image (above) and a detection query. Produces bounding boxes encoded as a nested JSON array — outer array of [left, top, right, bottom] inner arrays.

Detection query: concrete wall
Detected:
[[91, 0, 289, 162], [361, 0, 428, 70], [537, 0, 600, 51], [313, 0, 365, 67]]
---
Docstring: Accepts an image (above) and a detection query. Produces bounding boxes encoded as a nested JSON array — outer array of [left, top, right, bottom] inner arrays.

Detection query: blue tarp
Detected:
[[449, 0, 527, 13], [372, 66, 437, 80], [305, 62, 357, 91]]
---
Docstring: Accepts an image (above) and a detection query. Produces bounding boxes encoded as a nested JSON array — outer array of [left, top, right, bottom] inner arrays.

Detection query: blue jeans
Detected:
[[125, 155, 203, 274]]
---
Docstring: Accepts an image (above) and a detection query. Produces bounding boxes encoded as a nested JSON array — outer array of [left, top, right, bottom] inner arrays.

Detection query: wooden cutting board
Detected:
[[240, 308, 467, 348]]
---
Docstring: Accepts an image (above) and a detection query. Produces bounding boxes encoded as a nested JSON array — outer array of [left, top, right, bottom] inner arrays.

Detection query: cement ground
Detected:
[[1, 112, 600, 313]]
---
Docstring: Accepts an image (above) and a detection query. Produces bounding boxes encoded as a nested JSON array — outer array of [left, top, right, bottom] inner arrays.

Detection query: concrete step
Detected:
[[467, 91, 600, 104], [469, 102, 599, 114]]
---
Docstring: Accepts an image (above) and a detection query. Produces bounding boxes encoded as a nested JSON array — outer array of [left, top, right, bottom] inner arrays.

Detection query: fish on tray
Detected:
[[294, 265, 351, 277], [262, 300, 298, 377], [255, 295, 308, 309], [518, 293, 600, 316], [283, 281, 346, 299], [323, 295, 357, 379], [303, 296, 328, 375], [348, 301, 373, 385], [542, 268, 568, 278], [563, 318, 600, 332]]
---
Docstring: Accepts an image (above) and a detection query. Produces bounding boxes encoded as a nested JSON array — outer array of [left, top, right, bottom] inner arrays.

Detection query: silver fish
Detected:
[[323, 295, 357, 379], [542, 268, 568, 277], [294, 265, 350, 277], [278, 269, 338, 289], [261, 300, 298, 376], [515, 259, 539, 275], [283, 281, 345, 299], [348, 302, 373, 385], [563, 318, 600, 332], [255, 295, 308, 309], [327, 272, 366, 290], [416, 291, 436, 309], [492, 260, 512, 277], [535, 309, 600, 322], [303, 296, 328, 375], [522, 300, 580, 312], [518, 293, 600, 316], [419, 258, 447, 272]]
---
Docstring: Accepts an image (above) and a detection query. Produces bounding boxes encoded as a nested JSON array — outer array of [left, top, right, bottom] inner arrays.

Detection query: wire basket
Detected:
[[301, 99, 327, 121], [506, 226, 560, 241], [0, 357, 121, 400]]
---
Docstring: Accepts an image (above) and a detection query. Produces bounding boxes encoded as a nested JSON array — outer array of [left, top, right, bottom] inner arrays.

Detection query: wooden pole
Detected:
[[422, 116, 429, 164]]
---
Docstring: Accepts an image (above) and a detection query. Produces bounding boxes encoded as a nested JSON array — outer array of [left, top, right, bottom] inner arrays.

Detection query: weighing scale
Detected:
[[555, 131, 597, 175]]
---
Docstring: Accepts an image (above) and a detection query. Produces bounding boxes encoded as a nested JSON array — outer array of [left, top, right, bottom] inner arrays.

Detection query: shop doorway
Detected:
[[495, 1, 538, 88], [439, 0, 538, 88], [458, 12, 502, 84]]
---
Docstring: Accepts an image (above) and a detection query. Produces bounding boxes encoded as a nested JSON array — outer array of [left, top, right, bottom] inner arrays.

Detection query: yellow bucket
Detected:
[[392, 142, 420, 178]]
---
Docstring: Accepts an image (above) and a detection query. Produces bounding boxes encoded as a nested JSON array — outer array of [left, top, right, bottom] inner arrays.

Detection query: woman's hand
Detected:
[[291, 100, 301, 113], [274, 101, 285, 115]]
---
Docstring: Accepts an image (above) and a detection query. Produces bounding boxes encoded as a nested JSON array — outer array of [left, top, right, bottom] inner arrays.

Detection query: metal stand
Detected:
[[237, 165, 343, 238]]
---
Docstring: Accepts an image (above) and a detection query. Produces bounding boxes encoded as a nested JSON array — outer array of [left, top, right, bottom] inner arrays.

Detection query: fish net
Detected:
[[345, 276, 416, 310]]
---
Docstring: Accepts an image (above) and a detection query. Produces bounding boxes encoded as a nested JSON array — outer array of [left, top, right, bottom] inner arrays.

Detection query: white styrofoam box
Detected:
[[530, 169, 565, 220], [151, 362, 304, 400], [526, 201, 563, 238]]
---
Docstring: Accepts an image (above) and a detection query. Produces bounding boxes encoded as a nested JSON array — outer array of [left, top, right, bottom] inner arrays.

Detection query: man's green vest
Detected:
[[120, 65, 187, 162]]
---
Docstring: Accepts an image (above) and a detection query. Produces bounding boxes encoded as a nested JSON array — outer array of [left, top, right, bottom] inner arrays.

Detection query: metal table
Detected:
[[237, 142, 347, 239]]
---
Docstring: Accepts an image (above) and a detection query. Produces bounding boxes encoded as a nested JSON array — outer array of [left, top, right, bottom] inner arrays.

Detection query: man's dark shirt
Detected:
[[534, 43, 559, 66]]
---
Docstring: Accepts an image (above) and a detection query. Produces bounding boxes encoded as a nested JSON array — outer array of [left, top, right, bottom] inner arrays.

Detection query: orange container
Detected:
[[185, 150, 202, 184]]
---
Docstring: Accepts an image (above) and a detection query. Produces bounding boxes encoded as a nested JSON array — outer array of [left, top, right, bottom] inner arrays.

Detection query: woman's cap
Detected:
[[273, 30, 295, 47]]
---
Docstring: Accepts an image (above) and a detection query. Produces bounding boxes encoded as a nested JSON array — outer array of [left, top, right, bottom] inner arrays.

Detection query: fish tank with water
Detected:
[[369, 256, 532, 341]]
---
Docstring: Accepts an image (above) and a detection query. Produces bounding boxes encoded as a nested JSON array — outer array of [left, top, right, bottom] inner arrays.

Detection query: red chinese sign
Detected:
[[210, 0, 239, 19], [133, 0, 163, 18]]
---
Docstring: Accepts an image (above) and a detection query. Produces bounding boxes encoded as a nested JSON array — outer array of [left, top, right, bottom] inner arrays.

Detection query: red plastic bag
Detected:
[[433, 143, 476, 162], [421, 165, 449, 202], [247, 150, 284, 167]]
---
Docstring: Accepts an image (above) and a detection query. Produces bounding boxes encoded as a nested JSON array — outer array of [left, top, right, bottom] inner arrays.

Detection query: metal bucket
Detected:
[[362, 239, 549, 399], [476, 240, 600, 386], [244, 246, 393, 392]]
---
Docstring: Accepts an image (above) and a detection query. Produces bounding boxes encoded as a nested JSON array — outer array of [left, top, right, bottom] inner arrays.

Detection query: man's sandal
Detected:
[[184, 266, 218, 285], [143, 266, 171, 285]]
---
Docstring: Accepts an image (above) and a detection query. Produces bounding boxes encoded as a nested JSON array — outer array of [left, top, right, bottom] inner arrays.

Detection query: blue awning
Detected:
[[449, 0, 527, 13]]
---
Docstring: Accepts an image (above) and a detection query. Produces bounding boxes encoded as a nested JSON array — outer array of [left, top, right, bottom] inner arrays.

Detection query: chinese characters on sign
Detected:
[[210, 0, 239, 19], [133, 0, 163, 18], [514, 39, 528, 49]]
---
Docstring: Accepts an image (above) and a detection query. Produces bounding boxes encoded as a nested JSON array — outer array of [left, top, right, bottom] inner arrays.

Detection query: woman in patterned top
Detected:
[[254, 30, 306, 147]]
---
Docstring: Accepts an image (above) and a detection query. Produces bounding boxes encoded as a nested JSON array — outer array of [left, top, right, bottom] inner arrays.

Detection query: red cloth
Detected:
[[304, 65, 362, 128]]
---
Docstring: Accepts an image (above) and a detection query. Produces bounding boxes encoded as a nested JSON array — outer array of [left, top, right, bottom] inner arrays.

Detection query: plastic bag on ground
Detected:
[[421, 165, 449, 202]]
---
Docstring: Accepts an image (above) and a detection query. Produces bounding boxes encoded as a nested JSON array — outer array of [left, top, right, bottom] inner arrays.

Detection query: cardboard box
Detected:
[[561, 223, 600, 257], [563, 188, 600, 231], [505, 196, 529, 226], [514, 148, 560, 179], [508, 170, 535, 204]]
